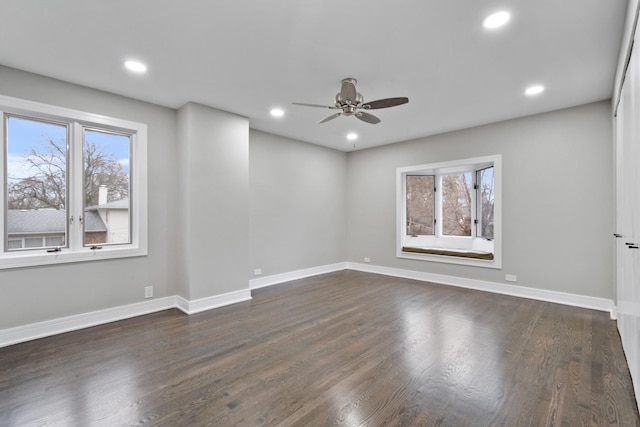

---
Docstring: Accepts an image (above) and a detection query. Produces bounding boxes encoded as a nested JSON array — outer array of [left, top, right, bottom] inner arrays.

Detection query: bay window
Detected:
[[397, 155, 501, 268]]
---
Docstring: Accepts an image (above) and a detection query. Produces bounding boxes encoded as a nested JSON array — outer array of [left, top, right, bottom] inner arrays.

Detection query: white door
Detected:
[[616, 40, 640, 405]]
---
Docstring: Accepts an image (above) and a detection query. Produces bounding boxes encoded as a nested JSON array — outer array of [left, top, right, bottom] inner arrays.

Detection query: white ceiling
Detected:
[[0, 1, 628, 151]]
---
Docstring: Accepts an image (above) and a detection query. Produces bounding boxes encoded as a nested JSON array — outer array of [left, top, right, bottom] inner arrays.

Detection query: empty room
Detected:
[[1, 1, 639, 426]]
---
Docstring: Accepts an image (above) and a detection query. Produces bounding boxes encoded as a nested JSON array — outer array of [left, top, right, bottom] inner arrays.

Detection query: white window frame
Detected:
[[396, 155, 501, 269], [0, 95, 147, 269]]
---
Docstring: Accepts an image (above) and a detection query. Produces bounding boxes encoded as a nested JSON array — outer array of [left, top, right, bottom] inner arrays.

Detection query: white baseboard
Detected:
[[0, 288, 253, 348], [0, 296, 176, 349], [249, 262, 348, 290], [347, 262, 616, 317], [175, 289, 252, 315], [1, 262, 617, 348]]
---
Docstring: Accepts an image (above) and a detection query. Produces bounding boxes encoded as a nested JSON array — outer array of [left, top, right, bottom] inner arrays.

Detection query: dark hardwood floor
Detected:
[[1, 270, 638, 426]]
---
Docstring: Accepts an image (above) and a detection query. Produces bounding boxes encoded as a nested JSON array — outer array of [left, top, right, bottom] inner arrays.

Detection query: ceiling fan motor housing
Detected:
[[335, 91, 363, 105], [342, 105, 357, 116]]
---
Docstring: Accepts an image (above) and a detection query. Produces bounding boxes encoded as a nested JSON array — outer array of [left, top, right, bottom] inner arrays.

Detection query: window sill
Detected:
[[0, 246, 147, 270]]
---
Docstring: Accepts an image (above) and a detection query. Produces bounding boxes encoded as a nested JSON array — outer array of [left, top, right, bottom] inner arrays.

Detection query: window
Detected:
[[476, 166, 494, 239], [0, 95, 147, 269], [406, 175, 434, 236], [83, 128, 131, 246], [397, 155, 501, 268], [441, 172, 473, 236]]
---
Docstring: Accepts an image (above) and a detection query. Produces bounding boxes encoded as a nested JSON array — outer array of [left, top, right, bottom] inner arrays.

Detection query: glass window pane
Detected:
[[83, 129, 130, 245], [477, 167, 495, 239], [5, 116, 68, 251], [442, 172, 472, 236], [24, 237, 43, 248], [7, 239, 22, 249], [45, 235, 64, 247], [406, 175, 435, 235]]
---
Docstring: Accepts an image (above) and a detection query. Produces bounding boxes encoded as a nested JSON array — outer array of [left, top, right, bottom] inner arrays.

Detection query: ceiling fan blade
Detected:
[[362, 97, 409, 110], [319, 112, 342, 123], [355, 111, 381, 124], [340, 78, 357, 103], [292, 102, 337, 109]]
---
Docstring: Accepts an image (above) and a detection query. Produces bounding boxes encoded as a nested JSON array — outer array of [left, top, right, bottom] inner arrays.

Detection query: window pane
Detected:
[[83, 129, 130, 245], [477, 167, 495, 239], [7, 239, 22, 249], [442, 172, 472, 236], [5, 116, 68, 251], [406, 175, 435, 235], [24, 237, 43, 248], [45, 235, 64, 247]]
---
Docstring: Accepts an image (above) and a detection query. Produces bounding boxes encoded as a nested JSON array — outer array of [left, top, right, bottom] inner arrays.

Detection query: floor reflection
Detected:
[[401, 304, 506, 413]]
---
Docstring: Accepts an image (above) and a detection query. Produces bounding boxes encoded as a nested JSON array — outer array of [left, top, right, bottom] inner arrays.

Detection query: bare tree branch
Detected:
[[8, 137, 128, 210]]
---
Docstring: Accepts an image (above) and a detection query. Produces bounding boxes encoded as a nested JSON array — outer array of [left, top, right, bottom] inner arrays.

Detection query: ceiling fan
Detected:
[[293, 77, 409, 124]]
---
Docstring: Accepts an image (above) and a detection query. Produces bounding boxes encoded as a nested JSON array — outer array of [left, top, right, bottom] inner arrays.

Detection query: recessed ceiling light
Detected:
[[270, 108, 285, 117], [124, 60, 147, 73], [347, 133, 358, 141], [525, 85, 545, 96], [483, 11, 511, 29]]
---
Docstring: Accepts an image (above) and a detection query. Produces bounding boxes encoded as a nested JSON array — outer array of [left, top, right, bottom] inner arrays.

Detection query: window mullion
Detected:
[[471, 170, 477, 239], [435, 175, 442, 237], [68, 122, 84, 251], [475, 169, 481, 238]]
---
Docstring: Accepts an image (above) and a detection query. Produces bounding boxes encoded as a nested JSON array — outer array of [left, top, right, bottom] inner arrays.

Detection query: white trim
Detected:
[[0, 288, 252, 348], [0, 94, 143, 129], [175, 295, 190, 314], [0, 246, 148, 269], [398, 250, 498, 269], [0, 262, 617, 348], [249, 262, 348, 290], [174, 289, 252, 315], [347, 262, 616, 317], [0, 296, 176, 348]]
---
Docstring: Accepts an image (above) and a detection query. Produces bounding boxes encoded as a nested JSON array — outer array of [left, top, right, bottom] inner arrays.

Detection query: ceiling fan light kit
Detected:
[[293, 77, 409, 124]]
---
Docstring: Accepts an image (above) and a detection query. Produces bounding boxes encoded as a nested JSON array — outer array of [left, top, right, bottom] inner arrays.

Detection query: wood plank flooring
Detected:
[[1, 270, 638, 426]]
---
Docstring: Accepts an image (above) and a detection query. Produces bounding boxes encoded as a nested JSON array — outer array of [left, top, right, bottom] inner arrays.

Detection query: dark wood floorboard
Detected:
[[1, 270, 638, 426]]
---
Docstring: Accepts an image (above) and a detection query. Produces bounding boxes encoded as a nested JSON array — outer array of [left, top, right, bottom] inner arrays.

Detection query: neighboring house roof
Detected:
[[7, 209, 107, 234], [83, 211, 108, 232], [86, 197, 129, 211]]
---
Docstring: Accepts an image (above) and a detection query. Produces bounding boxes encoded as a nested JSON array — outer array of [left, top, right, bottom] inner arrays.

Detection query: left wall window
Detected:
[[6, 116, 69, 251], [0, 95, 147, 269]]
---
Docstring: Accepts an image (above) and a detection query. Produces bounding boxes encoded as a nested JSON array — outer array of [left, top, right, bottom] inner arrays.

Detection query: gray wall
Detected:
[[177, 103, 249, 299], [0, 66, 348, 331], [0, 66, 179, 329], [249, 130, 348, 276], [0, 64, 615, 333], [347, 101, 614, 299]]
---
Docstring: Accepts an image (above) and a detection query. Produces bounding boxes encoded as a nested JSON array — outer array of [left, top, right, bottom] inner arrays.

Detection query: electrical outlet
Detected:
[[254, 268, 262, 276], [144, 286, 153, 298], [364, 257, 371, 263], [505, 274, 517, 282]]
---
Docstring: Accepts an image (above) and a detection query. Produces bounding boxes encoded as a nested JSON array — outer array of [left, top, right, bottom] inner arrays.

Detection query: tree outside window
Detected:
[[441, 172, 472, 236], [6, 116, 131, 250]]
